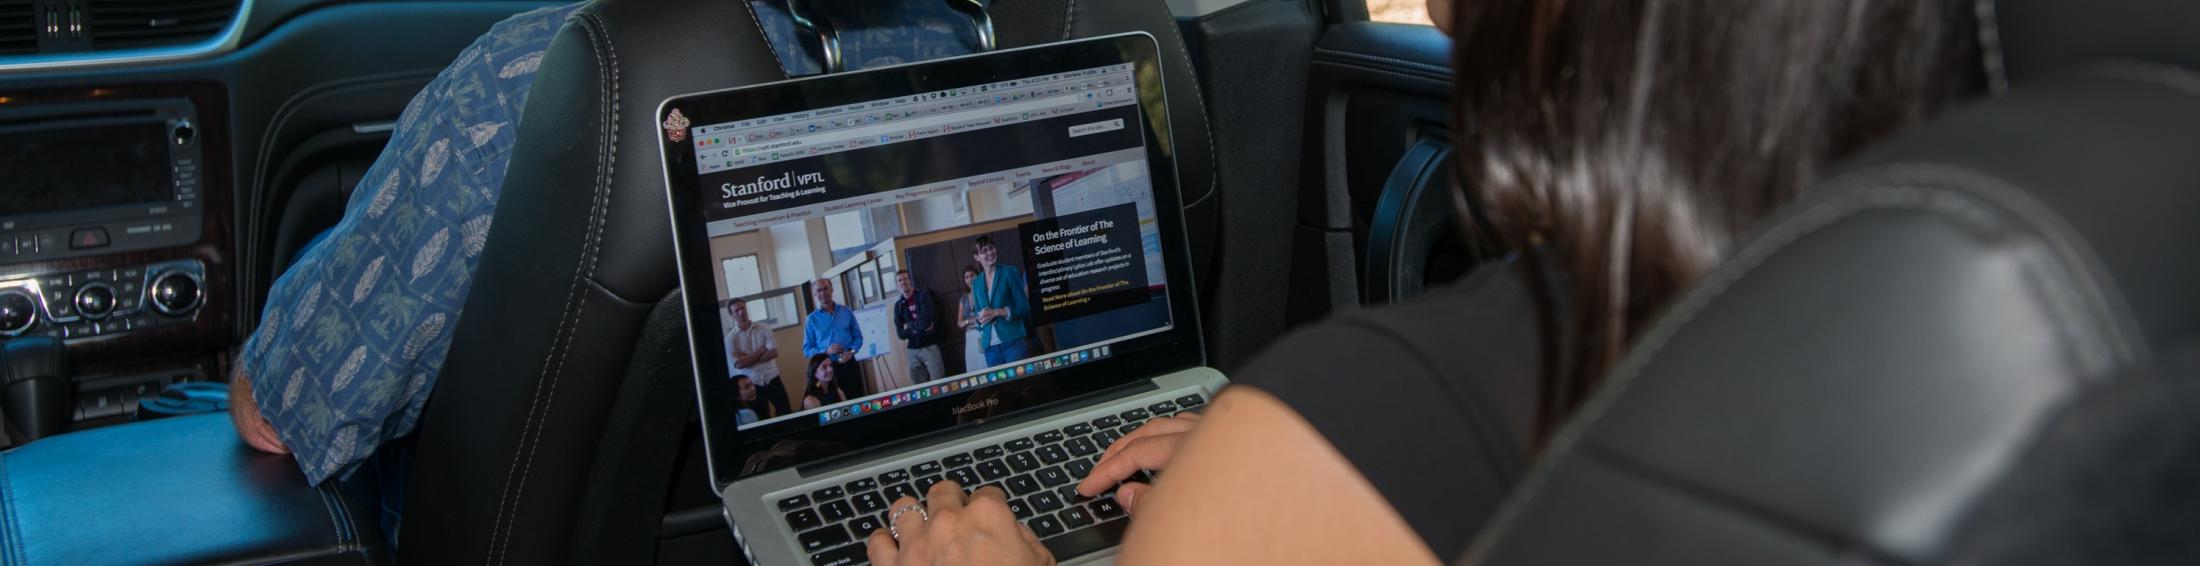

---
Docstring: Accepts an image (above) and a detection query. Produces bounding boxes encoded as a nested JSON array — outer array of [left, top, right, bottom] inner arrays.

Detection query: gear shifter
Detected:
[[2, 335, 71, 442]]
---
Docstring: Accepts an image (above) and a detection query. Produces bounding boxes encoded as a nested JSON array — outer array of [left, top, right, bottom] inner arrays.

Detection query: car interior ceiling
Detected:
[[0, 0, 2194, 564]]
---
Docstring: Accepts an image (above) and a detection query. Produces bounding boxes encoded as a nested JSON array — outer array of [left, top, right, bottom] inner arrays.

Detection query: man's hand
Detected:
[[229, 372, 290, 455], [829, 344, 846, 356], [866, 480, 1053, 566], [1075, 412, 1201, 513]]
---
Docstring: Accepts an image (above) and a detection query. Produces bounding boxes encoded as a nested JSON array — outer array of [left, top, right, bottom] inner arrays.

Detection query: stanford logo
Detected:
[[663, 108, 690, 143]]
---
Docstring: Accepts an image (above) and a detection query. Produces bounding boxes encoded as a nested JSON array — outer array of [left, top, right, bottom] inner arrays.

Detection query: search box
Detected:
[[1068, 118, 1125, 138]]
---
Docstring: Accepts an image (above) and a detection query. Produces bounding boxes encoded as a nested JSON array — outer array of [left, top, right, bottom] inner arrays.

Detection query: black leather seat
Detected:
[[1460, 2, 2200, 564], [399, 1, 1213, 564]]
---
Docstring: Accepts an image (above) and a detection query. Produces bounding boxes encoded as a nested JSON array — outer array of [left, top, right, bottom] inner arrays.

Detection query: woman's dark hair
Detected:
[[809, 352, 831, 387], [962, 264, 981, 279], [1447, 0, 1983, 444]]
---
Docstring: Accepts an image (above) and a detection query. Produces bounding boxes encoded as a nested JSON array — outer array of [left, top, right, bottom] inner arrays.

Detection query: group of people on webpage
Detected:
[[725, 234, 1033, 425]]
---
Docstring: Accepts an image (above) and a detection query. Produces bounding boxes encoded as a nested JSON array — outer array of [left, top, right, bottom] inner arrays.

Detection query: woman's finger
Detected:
[[1097, 415, 1200, 465], [885, 496, 929, 543], [1115, 482, 1150, 515], [969, 484, 1012, 508], [925, 479, 968, 513], [865, 527, 900, 566], [1078, 434, 1182, 496]]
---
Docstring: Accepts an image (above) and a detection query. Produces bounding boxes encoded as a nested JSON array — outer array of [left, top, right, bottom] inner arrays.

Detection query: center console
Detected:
[[0, 82, 235, 438]]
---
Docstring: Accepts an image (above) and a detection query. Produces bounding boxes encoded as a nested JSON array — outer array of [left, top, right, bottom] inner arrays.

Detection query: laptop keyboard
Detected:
[[790, 392, 1208, 566]]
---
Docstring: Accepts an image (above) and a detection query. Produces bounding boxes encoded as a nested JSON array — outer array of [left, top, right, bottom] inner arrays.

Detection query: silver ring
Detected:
[[887, 504, 930, 540]]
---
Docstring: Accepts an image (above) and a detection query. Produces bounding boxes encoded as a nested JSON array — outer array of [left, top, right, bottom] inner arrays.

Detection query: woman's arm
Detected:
[[1116, 386, 1440, 565]]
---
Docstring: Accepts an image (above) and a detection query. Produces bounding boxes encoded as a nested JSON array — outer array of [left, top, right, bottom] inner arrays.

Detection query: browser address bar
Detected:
[[726, 91, 1108, 157]]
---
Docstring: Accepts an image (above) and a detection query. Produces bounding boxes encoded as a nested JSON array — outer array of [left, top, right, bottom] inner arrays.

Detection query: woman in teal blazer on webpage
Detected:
[[968, 234, 1032, 367]]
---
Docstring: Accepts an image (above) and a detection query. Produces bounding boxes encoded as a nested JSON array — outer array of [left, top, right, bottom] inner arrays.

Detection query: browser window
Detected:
[[686, 63, 1174, 430]]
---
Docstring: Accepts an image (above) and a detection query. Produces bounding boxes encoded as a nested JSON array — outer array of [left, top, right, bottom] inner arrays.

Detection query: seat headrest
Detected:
[[1465, 65, 2200, 564], [1998, 0, 2200, 83]]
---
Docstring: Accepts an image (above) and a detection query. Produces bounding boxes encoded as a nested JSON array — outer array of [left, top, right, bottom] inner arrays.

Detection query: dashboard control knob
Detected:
[[0, 290, 36, 336], [150, 271, 202, 315], [74, 283, 115, 319], [171, 119, 196, 147]]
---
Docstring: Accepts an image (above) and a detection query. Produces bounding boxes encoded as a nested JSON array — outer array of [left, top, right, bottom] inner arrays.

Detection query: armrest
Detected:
[[0, 413, 386, 565]]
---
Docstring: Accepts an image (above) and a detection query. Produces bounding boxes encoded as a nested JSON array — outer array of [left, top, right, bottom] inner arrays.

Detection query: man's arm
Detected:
[[802, 314, 826, 358], [895, 300, 916, 340], [758, 331, 779, 363], [842, 310, 865, 353], [729, 331, 753, 367]]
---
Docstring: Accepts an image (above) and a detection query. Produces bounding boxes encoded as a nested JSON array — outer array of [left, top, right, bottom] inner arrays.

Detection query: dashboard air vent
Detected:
[[0, 0, 33, 56], [88, 0, 240, 51]]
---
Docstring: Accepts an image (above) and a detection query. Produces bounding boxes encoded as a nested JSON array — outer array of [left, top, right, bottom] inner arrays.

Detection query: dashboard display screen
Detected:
[[0, 122, 175, 217]]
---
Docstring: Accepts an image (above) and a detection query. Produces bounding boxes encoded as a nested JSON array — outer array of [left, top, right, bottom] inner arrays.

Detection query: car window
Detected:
[[1367, 0, 1432, 25]]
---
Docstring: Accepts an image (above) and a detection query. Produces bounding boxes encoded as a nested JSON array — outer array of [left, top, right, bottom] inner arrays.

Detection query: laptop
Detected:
[[656, 33, 1224, 566]]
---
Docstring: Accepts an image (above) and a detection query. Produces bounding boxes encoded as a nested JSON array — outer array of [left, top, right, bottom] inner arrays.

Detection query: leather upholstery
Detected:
[[399, 1, 785, 563], [1462, 64, 2200, 566], [988, 0, 1227, 359], [400, 1, 1213, 563], [1997, 0, 2200, 84], [0, 414, 383, 565]]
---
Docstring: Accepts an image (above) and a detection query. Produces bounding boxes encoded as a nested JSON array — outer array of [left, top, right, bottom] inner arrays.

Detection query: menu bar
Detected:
[[689, 63, 1139, 174]]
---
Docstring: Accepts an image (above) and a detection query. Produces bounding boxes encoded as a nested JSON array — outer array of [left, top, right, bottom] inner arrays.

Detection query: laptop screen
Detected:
[[678, 60, 1176, 433]]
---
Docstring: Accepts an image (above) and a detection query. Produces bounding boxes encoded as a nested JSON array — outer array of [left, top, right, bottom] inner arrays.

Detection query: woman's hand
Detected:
[[228, 371, 290, 454], [866, 479, 1053, 566], [1074, 412, 1201, 513]]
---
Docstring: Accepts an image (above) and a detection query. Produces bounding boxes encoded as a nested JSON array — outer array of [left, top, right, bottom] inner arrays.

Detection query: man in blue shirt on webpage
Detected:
[[801, 277, 866, 402]]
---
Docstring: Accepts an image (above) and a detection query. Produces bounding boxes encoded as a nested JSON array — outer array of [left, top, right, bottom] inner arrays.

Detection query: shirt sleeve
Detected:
[[802, 314, 825, 358], [235, 3, 581, 485], [1005, 268, 1030, 323], [894, 300, 914, 340], [843, 310, 864, 352]]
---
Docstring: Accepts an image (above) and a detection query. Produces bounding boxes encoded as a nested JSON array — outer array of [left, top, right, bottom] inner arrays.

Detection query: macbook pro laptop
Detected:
[[656, 33, 1224, 566]]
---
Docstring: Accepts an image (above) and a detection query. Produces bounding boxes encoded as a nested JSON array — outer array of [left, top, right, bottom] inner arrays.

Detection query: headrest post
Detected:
[[946, 0, 997, 52], [787, 0, 843, 73]]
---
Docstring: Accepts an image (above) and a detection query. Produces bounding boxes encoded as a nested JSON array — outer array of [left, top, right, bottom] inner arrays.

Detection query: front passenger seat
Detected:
[[1461, 1, 2200, 563], [395, 1, 1213, 563]]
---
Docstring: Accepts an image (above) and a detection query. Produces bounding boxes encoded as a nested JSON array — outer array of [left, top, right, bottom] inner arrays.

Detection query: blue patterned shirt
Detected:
[[238, 0, 983, 486]]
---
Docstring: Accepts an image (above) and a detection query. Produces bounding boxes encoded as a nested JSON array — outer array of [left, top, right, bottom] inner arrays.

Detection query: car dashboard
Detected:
[[0, 0, 564, 446]]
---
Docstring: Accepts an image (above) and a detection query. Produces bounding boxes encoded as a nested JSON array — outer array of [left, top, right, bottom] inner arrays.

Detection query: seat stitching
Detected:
[[2088, 60, 2200, 97], [508, 9, 621, 564], [1158, 10, 1219, 211], [506, 10, 618, 564], [314, 485, 344, 553], [1975, 0, 2009, 94], [1576, 444, 1914, 565], [1307, 61, 1451, 88], [1062, 0, 1076, 40], [331, 484, 358, 550], [1310, 47, 1451, 77], [484, 11, 616, 565], [1466, 163, 2141, 559], [740, 0, 788, 74]]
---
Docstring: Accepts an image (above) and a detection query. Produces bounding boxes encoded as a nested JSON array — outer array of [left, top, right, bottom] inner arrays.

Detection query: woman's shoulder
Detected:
[[1262, 260, 1541, 371], [1236, 259, 1545, 442]]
